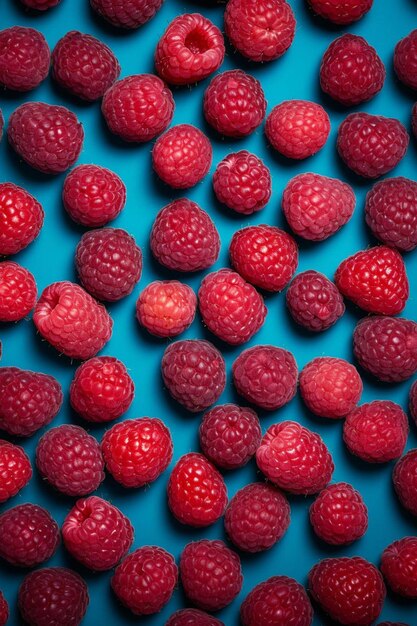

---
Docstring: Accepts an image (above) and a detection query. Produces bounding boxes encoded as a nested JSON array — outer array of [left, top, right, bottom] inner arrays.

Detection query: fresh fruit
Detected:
[[136, 280, 197, 337], [90, 0, 163, 28], [286, 271, 345, 332], [241, 576, 313, 626], [0, 182, 44, 256], [394, 29, 417, 90], [166, 609, 224, 626], [0, 440, 32, 504], [307, 0, 373, 24], [380, 536, 417, 598], [393, 449, 417, 517], [0, 26, 50, 92], [0, 262, 37, 322], [410, 380, 417, 426], [0, 592, 7, 626], [21, 0, 60, 7]]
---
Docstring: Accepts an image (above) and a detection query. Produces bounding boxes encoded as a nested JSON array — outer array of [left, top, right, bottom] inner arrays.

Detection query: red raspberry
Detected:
[[308, 0, 373, 24], [20, 0, 61, 8], [410, 380, 417, 426], [63, 164, 126, 228], [232, 345, 297, 410], [265, 100, 330, 160], [377, 622, 409, 626], [0, 262, 37, 322], [230, 225, 298, 292], [0, 367, 62, 437], [309, 482, 368, 545], [381, 537, 417, 599], [112, 546, 177, 615], [75, 228, 142, 302], [33, 281, 113, 360], [203, 71, 266, 138], [166, 609, 224, 626], [394, 30, 417, 90], [168, 453, 227, 527], [62, 496, 133, 571], [299, 357, 362, 419], [36, 424, 105, 496], [256, 421, 334, 495], [90, 0, 163, 29], [101, 417, 173, 488], [161, 340, 226, 412], [0, 503, 59, 567], [70, 356, 134, 423], [393, 449, 417, 517], [0, 26, 50, 92], [0, 592, 7, 626], [180, 540, 242, 611], [225, 482, 290, 552], [150, 198, 220, 272], [136, 280, 196, 338], [224, 0, 296, 62], [198, 269, 267, 345], [0, 440, 32, 504], [152, 124, 212, 189], [199, 404, 261, 470], [0, 182, 44, 255], [365, 177, 417, 252], [337, 112, 409, 178], [52, 31, 120, 101]]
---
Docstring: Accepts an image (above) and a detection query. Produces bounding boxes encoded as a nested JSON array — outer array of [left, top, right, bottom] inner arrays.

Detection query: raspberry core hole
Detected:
[[184, 29, 210, 54]]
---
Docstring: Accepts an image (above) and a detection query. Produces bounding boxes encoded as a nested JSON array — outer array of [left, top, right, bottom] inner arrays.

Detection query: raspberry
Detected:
[[112, 546, 177, 615], [62, 496, 133, 571], [412, 102, 417, 139], [381, 537, 417, 599], [33, 281, 113, 360], [0, 440, 32, 504], [168, 453, 228, 527], [75, 228, 142, 302], [224, 0, 296, 62], [152, 124, 212, 189], [101, 417, 173, 488], [365, 177, 417, 252], [256, 421, 334, 495], [287, 270, 345, 332], [0, 26, 50, 92], [199, 404, 261, 470], [102, 74, 174, 142], [299, 357, 362, 419], [70, 356, 134, 423], [232, 345, 297, 410], [150, 198, 220, 272], [225, 482, 290, 552], [0, 182, 44, 255], [198, 269, 267, 345], [136, 280, 197, 337], [308, 557, 385, 625], [241, 576, 313, 626], [52, 31, 120, 101], [180, 540, 242, 611], [0, 504, 59, 567], [309, 482, 368, 545], [377, 623, 409, 626], [203, 71, 266, 138], [337, 112, 409, 178], [265, 100, 330, 160], [394, 30, 417, 90], [410, 380, 417, 426], [0, 109, 3, 143], [36, 424, 105, 496], [393, 449, 417, 517], [166, 609, 224, 626], [353, 316, 417, 382], [63, 164, 126, 228], [20, 0, 61, 8], [0, 262, 37, 322], [308, 0, 373, 24], [335, 246, 409, 315], [0, 592, 7, 626], [90, 0, 163, 29], [282, 172, 356, 241], [161, 340, 226, 412], [230, 225, 298, 292], [155, 13, 224, 85]]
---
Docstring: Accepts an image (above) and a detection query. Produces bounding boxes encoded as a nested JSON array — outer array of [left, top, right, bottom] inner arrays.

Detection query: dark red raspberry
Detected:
[[410, 380, 417, 426], [101, 417, 173, 488], [199, 404, 261, 470], [136, 280, 196, 337], [377, 623, 409, 626], [225, 482, 290, 552], [394, 30, 417, 90], [308, 0, 373, 24], [150, 198, 220, 272], [70, 356, 134, 423], [168, 453, 228, 527], [90, 0, 163, 29], [0, 182, 44, 256], [393, 449, 417, 517], [166, 609, 224, 626], [36, 424, 105, 496], [20, 0, 61, 8], [52, 31, 120, 101], [241, 576, 313, 626], [224, 0, 296, 62], [0, 262, 37, 322], [381, 537, 417, 598], [412, 102, 417, 139], [0, 592, 7, 626], [62, 496, 133, 571], [0, 440, 32, 504], [203, 71, 266, 138], [0, 26, 50, 92]]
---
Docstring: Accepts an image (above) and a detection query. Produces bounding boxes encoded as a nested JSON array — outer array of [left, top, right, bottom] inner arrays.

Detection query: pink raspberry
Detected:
[[52, 31, 120, 101], [410, 380, 417, 426], [150, 198, 220, 272], [224, 0, 296, 62], [233, 345, 297, 411], [70, 356, 134, 423], [287, 271, 345, 332], [20, 0, 61, 8], [62, 496, 133, 571], [180, 540, 242, 611], [166, 609, 224, 626], [393, 449, 417, 517], [155, 13, 224, 85], [0, 26, 50, 92], [0, 592, 7, 626], [36, 424, 105, 496], [308, 0, 373, 24], [75, 228, 142, 302], [199, 404, 261, 470], [102, 74, 174, 142], [381, 536, 417, 598], [241, 576, 313, 626], [394, 30, 417, 90], [91, 0, 163, 29], [204, 71, 266, 138], [0, 262, 37, 322], [256, 421, 334, 495], [0, 182, 44, 255], [0, 440, 32, 504], [136, 280, 196, 338], [225, 482, 290, 552]]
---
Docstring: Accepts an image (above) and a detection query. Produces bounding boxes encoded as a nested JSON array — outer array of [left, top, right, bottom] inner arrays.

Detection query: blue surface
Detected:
[[1, 0, 417, 624]]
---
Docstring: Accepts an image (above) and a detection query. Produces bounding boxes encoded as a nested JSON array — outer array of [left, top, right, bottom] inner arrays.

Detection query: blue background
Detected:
[[1, 0, 417, 624]]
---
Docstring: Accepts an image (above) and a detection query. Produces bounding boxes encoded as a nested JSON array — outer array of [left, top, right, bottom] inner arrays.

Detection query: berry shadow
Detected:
[[49, 79, 96, 110], [296, 1, 352, 33], [87, 5, 146, 39], [4, 141, 63, 185], [97, 113, 151, 153]]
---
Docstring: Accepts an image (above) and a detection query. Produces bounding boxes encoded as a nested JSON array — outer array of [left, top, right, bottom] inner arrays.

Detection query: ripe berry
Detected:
[[166, 609, 224, 626], [287, 271, 345, 332], [0, 182, 44, 256], [20, 0, 61, 8], [393, 449, 417, 517], [410, 380, 417, 427], [241, 576, 313, 626], [0, 26, 50, 92], [308, 0, 373, 24], [381, 536, 417, 598], [0, 440, 32, 504], [0, 592, 7, 626], [136, 280, 197, 338], [0, 262, 37, 322], [90, 0, 163, 29], [394, 30, 417, 90]]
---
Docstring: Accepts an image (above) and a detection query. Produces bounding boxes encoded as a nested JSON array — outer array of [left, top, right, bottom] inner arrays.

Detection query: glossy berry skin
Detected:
[[308, 0, 373, 24], [62, 496, 133, 571], [287, 271, 345, 333], [0, 592, 7, 626], [91, 0, 163, 29], [381, 537, 417, 598], [20, 0, 61, 8], [410, 380, 417, 426], [0, 182, 44, 256], [0, 262, 37, 322], [101, 417, 173, 488], [393, 449, 417, 517], [166, 609, 224, 626], [168, 453, 227, 527], [136, 280, 196, 338], [0, 26, 50, 92], [0, 440, 32, 504], [394, 30, 417, 90]]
